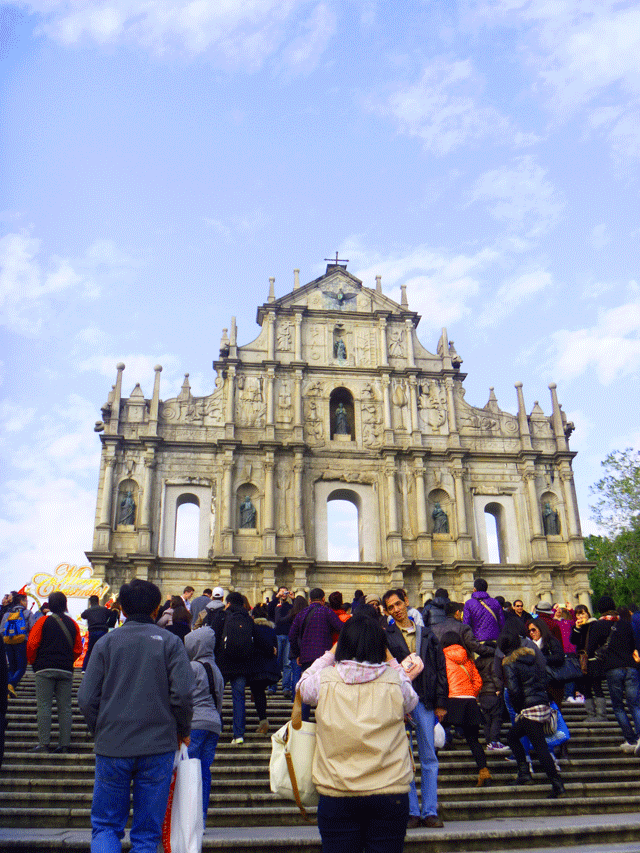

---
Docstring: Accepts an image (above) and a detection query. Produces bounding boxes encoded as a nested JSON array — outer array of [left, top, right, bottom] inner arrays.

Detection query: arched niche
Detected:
[[237, 482, 259, 531], [314, 481, 378, 562], [329, 387, 355, 441], [428, 488, 452, 536], [540, 490, 562, 536], [116, 478, 138, 528]]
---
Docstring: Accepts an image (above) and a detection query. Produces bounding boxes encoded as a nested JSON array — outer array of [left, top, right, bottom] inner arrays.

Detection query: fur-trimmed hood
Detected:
[[503, 645, 536, 668]]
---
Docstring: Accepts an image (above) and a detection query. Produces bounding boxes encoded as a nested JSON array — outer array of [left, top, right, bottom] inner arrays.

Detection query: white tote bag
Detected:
[[270, 690, 318, 820], [162, 743, 204, 853]]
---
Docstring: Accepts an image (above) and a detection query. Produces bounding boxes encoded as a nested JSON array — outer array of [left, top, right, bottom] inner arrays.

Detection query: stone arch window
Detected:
[[484, 502, 507, 563], [327, 488, 363, 562], [329, 387, 355, 440], [174, 494, 200, 558], [116, 478, 138, 528], [160, 483, 213, 558]]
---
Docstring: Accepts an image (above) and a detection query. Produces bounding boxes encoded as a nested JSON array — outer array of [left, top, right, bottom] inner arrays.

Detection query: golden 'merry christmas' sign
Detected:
[[29, 563, 110, 600]]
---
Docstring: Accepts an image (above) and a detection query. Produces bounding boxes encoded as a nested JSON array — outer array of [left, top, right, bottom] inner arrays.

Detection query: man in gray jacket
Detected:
[[78, 579, 194, 853]]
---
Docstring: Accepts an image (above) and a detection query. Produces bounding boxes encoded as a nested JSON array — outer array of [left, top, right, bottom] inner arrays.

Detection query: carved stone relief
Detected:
[[237, 375, 265, 427], [277, 381, 293, 426], [310, 325, 324, 361], [418, 380, 447, 433], [305, 398, 324, 445], [391, 379, 409, 432], [361, 381, 382, 448], [388, 327, 405, 358], [277, 465, 292, 534], [277, 321, 293, 352], [356, 329, 373, 367]]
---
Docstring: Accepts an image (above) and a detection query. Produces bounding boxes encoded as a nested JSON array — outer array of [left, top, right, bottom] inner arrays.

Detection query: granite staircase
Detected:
[[2, 672, 640, 851]]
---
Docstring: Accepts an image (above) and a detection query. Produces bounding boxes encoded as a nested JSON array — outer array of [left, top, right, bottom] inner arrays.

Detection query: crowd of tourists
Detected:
[[2, 579, 640, 853]]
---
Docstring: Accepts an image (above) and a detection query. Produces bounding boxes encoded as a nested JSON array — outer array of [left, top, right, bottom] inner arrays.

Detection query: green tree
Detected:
[[590, 447, 640, 535], [585, 525, 640, 607]]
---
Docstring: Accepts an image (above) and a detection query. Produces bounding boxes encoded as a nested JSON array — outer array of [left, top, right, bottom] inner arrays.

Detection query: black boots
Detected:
[[548, 776, 566, 798], [514, 763, 533, 785]]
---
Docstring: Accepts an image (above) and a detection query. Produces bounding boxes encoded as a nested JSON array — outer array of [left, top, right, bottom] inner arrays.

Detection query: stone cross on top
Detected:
[[324, 251, 349, 268]]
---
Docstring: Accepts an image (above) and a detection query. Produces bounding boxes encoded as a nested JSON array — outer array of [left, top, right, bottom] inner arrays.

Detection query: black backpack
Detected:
[[221, 608, 254, 660]]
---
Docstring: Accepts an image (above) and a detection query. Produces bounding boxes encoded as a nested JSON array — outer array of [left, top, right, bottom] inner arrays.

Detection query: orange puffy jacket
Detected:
[[443, 643, 482, 698]]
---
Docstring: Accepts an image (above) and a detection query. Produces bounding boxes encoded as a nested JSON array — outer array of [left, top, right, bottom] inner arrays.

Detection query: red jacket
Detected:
[[27, 613, 82, 672], [443, 644, 482, 698]]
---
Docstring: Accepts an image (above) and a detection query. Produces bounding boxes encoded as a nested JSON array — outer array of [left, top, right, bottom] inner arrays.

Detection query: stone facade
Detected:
[[86, 263, 593, 607]]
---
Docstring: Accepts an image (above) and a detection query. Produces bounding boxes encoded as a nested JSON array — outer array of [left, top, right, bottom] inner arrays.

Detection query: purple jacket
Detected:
[[463, 591, 504, 641], [288, 603, 344, 666]]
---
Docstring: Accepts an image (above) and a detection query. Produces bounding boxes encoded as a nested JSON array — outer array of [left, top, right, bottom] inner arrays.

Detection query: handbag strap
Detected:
[[478, 600, 499, 622], [286, 688, 316, 824], [198, 661, 220, 708], [51, 614, 74, 649]]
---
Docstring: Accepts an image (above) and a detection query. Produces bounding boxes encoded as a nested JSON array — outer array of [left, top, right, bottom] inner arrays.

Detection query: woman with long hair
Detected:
[[280, 595, 308, 697], [298, 612, 418, 853]]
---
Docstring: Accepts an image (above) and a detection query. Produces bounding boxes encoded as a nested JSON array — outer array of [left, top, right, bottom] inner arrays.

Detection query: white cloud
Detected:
[[204, 209, 268, 242], [552, 298, 640, 384], [19, 0, 333, 69], [347, 238, 500, 334], [469, 0, 640, 160], [591, 223, 611, 250], [477, 269, 553, 327], [368, 57, 515, 155], [0, 232, 135, 336], [0, 401, 37, 437], [468, 157, 564, 237]]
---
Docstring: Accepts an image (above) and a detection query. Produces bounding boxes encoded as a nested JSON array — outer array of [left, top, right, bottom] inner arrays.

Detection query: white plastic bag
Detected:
[[162, 743, 203, 853], [434, 722, 446, 750]]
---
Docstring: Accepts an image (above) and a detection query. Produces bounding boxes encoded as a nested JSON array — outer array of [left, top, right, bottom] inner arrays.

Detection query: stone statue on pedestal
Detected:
[[118, 491, 136, 526], [542, 502, 560, 535], [239, 496, 257, 528], [334, 403, 350, 435], [334, 338, 347, 360], [432, 502, 449, 533]]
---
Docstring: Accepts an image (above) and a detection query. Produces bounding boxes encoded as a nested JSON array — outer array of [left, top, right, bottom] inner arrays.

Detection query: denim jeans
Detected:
[[91, 752, 174, 853], [268, 635, 292, 693], [407, 701, 438, 818], [317, 792, 409, 853], [606, 667, 640, 743], [290, 658, 301, 697], [187, 729, 219, 825], [83, 628, 108, 671], [6, 643, 27, 688], [228, 674, 246, 739]]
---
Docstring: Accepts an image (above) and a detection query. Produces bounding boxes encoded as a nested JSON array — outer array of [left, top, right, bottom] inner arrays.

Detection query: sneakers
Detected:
[[421, 815, 444, 828], [565, 695, 584, 704], [256, 719, 270, 735], [619, 740, 637, 752], [231, 738, 245, 746], [634, 740, 640, 757], [488, 741, 509, 752], [7, 684, 16, 699]]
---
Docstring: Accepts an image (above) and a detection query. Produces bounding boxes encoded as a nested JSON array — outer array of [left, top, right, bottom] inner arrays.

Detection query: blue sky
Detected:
[[1, 0, 639, 598]]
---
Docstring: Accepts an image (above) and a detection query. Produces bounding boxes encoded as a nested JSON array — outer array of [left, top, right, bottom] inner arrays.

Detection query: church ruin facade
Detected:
[[86, 261, 593, 607]]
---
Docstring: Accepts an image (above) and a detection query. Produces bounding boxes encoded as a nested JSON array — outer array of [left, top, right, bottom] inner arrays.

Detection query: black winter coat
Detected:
[[502, 646, 549, 712]]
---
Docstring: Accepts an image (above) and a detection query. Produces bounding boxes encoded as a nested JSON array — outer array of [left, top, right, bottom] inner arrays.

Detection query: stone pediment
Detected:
[[257, 265, 409, 322]]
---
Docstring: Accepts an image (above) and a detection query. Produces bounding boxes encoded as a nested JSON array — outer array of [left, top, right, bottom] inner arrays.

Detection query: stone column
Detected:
[[381, 374, 393, 443], [408, 376, 420, 438], [385, 460, 399, 534], [414, 460, 428, 536], [99, 456, 116, 526], [524, 471, 543, 537], [452, 468, 468, 535], [405, 319, 415, 368], [293, 451, 306, 555], [445, 377, 460, 447], [549, 383, 568, 452], [148, 365, 162, 436], [263, 456, 276, 555], [140, 455, 155, 529], [222, 453, 234, 553], [267, 311, 276, 361], [379, 317, 388, 366], [107, 363, 125, 435], [225, 365, 236, 425], [294, 313, 303, 361], [515, 382, 532, 451], [266, 367, 275, 425], [559, 465, 580, 538]]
